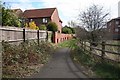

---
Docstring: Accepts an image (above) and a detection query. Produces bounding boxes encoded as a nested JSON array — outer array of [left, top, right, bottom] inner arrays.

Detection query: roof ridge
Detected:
[[24, 7, 56, 11]]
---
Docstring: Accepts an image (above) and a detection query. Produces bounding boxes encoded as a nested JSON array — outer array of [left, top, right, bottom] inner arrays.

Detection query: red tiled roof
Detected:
[[23, 8, 56, 18]]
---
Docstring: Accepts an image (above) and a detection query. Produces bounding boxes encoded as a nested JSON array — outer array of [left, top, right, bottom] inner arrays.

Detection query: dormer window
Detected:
[[43, 18, 47, 23]]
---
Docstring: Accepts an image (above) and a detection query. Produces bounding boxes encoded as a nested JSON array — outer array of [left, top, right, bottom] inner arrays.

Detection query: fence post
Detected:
[[23, 28, 25, 42], [84, 41, 86, 51], [83, 41, 85, 51], [90, 42, 92, 54], [37, 30, 39, 45], [81, 41, 83, 48], [101, 41, 105, 60], [46, 31, 48, 42]]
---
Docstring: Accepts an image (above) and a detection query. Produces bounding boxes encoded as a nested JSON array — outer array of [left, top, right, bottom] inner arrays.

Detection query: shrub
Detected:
[[69, 27, 75, 34], [46, 22, 58, 32], [62, 27, 72, 34], [62, 25, 75, 34], [2, 40, 54, 78], [2, 5, 21, 27], [25, 21, 39, 30], [39, 25, 47, 30]]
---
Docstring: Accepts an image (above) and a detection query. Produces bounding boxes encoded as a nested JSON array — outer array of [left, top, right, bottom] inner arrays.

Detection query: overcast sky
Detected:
[[3, 0, 120, 26]]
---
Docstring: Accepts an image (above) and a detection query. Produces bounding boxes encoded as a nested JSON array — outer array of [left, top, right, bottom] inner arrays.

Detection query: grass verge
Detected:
[[70, 41, 120, 78], [59, 39, 120, 78], [58, 39, 78, 48]]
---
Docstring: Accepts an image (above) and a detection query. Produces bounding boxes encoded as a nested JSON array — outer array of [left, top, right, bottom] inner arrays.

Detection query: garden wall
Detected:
[[54, 32, 72, 44]]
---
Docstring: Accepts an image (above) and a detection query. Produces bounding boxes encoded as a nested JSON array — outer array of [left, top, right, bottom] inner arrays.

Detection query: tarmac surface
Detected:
[[29, 48, 88, 78]]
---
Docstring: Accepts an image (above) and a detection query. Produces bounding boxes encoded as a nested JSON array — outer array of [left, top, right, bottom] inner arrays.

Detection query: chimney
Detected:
[[118, 1, 120, 17]]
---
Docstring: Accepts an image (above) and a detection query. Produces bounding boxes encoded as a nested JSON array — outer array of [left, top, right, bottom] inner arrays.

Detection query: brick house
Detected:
[[107, 17, 120, 40], [23, 8, 62, 33], [12, 9, 23, 18]]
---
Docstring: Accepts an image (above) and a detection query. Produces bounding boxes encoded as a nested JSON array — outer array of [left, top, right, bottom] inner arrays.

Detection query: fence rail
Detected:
[[80, 41, 120, 63], [90, 41, 120, 47]]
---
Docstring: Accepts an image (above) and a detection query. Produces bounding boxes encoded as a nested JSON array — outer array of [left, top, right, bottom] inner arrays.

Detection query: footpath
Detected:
[[29, 48, 87, 78]]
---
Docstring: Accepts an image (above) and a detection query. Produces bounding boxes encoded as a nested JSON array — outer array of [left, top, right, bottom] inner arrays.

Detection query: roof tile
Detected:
[[23, 8, 56, 18]]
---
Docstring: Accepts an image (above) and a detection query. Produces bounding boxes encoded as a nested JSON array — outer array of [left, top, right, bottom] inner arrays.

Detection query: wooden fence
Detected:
[[80, 41, 120, 63], [0, 26, 47, 44]]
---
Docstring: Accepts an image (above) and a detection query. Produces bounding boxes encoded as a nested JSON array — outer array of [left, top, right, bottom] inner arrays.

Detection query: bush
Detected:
[[62, 27, 72, 34], [69, 27, 75, 34], [2, 40, 54, 78], [2, 7, 21, 27], [39, 25, 47, 30], [46, 22, 58, 32], [25, 21, 39, 30]]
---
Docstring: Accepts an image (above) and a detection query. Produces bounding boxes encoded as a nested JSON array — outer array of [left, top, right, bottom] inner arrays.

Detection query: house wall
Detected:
[[12, 9, 23, 18], [107, 19, 120, 40], [25, 17, 51, 27], [51, 9, 62, 33], [107, 20, 115, 34]]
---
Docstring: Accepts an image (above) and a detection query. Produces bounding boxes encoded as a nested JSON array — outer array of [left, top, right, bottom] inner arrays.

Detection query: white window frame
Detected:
[[43, 18, 47, 23], [30, 19, 33, 22]]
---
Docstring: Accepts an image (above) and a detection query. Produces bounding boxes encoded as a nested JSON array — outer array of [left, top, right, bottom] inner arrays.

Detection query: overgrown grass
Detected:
[[2, 40, 54, 78], [71, 45, 120, 78], [60, 39, 120, 78], [93, 62, 120, 78], [58, 39, 78, 49]]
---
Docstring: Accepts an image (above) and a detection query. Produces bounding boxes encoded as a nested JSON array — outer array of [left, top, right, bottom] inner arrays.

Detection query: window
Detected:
[[109, 22, 111, 26], [43, 18, 47, 23], [58, 30, 60, 33], [118, 25, 120, 27], [30, 19, 33, 22], [115, 28, 119, 32], [116, 21, 119, 25]]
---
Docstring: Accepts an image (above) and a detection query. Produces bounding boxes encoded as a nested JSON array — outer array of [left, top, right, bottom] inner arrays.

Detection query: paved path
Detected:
[[29, 48, 87, 78]]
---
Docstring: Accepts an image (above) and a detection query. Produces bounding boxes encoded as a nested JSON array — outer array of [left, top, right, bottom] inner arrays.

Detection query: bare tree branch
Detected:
[[77, 4, 110, 44]]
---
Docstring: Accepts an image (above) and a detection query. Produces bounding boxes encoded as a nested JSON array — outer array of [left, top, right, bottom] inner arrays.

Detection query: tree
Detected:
[[76, 26, 88, 41], [39, 25, 47, 30], [78, 4, 109, 43], [0, 1, 2, 25], [2, 2, 21, 27], [46, 22, 58, 32], [68, 20, 76, 28], [69, 27, 75, 34], [62, 25, 75, 34], [62, 25, 73, 34]]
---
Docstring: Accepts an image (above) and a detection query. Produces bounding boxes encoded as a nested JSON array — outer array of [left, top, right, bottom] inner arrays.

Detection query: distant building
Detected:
[[12, 9, 23, 18], [23, 8, 62, 33], [118, 1, 120, 17], [107, 17, 120, 40]]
